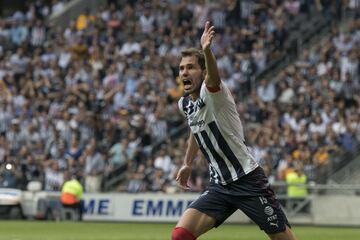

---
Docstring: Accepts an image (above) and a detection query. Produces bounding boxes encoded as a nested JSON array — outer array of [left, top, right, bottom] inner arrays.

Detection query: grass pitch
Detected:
[[0, 221, 359, 240]]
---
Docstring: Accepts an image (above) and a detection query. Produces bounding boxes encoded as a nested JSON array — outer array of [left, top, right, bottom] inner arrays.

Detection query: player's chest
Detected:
[[185, 99, 212, 132]]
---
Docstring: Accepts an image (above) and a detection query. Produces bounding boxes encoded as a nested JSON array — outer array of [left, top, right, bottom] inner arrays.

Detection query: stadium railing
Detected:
[[328, 152, 360, 185], [271, 182, 360, 220]]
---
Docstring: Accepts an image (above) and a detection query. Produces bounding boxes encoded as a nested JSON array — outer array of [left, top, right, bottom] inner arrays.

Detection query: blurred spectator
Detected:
[[10, 20, 28, 46], [154, 147, 174, 175], [0, 0, 357, 194], [107, 137, 128, 173], [80, 139, 105, 192], [257, 79, 276, 102], [125, 163, 147, 193], [76, 8, 95, 31], [43, 160, 64, 191], [284, 0, 301, 17]]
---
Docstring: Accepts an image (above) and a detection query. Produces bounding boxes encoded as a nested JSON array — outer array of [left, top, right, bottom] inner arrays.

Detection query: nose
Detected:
[[181, 68, 189, 77]]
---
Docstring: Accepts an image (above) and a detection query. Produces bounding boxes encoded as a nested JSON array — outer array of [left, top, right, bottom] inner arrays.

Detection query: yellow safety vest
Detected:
[[61, 179, 83, 202], [286, 172, 308, 197]]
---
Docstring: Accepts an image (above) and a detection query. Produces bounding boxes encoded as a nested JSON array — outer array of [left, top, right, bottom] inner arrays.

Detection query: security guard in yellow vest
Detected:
[[286, 171, 307, 197], [286, 164, 308, 212], [61, 175, 83, 220]]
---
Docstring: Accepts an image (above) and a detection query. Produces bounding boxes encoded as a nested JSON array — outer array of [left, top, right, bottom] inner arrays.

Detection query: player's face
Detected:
[[179, 56, 204, 96]]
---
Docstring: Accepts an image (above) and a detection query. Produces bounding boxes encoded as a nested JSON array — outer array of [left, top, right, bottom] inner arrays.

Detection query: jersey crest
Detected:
[[182, 95, 206, 117]]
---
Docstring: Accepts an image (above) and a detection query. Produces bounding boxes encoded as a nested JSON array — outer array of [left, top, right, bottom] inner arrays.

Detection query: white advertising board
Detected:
[[82, 193, 197, 222], [81, 193, 250, 223]]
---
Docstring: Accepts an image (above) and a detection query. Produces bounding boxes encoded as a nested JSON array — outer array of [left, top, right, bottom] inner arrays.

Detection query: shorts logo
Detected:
[[267, 214, 277, 222], [264, 206, 274, 216], [269, 222, 279, 228]]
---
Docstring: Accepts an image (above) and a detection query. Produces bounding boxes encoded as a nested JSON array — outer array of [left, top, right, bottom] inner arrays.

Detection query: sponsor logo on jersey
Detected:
[[190, 119, 205, 128]]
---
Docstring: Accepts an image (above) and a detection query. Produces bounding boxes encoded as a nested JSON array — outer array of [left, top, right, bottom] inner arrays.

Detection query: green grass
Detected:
[[0, 221, 359, 240]]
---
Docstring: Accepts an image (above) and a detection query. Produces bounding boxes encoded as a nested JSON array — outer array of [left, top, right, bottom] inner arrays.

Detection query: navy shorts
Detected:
[[188, 167, 290, 234]]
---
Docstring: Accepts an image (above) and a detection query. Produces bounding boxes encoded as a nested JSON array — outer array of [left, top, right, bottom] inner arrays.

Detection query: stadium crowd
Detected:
[[0, 0, 358, 193]]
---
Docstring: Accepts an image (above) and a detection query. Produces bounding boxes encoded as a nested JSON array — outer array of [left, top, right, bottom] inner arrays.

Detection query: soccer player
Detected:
[[172, 21, 297, 240]]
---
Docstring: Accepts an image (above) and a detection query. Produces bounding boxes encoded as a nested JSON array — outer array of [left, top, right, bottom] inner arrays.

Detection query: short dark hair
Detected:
[[180, 48, 206, 71]]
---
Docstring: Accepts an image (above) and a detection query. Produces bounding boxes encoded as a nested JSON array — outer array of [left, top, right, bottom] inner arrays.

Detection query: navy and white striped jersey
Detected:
[[178, 81, 258, 185]]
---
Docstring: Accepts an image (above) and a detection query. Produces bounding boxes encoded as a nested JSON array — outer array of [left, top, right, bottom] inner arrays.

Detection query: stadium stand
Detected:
[[0, 0, 358, 195]]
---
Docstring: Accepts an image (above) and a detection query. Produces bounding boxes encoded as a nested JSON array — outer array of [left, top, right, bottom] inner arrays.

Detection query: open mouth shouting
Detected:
[[182, 79, 193, 91]]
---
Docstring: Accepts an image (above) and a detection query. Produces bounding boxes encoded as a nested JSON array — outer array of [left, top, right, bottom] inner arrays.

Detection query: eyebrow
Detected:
[[179, 63, 194, 69]]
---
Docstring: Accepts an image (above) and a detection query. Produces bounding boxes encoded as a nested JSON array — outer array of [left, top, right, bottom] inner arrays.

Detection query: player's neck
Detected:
[[190, 92, 200, 101]]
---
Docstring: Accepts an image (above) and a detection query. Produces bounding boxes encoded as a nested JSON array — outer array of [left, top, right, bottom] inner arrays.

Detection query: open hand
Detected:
[[200, 21, 215, 50], [176, 165, 192, 189]]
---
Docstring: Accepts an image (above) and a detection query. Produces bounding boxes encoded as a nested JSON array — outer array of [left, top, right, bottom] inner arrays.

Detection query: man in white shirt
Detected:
[[172, 21, 297, 240]]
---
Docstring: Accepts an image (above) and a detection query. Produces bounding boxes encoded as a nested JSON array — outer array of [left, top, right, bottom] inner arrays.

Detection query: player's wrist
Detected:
[[202, 45, 210, 51], [182, 163, 192, 169]]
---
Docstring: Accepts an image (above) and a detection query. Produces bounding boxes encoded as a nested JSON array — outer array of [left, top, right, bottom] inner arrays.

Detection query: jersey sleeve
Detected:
[[200, 81, 234, 108], [178, 97, 186, 117]]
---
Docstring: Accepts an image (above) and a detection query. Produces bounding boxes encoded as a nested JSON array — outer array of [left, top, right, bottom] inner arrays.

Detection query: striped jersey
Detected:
[[178, 81, 258, 185]]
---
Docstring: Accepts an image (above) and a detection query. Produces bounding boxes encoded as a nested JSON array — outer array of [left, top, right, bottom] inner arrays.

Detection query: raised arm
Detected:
[[201, 21, 221, 88], [176, 131, 199, 189]]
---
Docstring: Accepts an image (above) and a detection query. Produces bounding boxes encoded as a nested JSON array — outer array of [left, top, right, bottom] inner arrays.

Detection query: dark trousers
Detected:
[[62, 202, 82, 221]]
